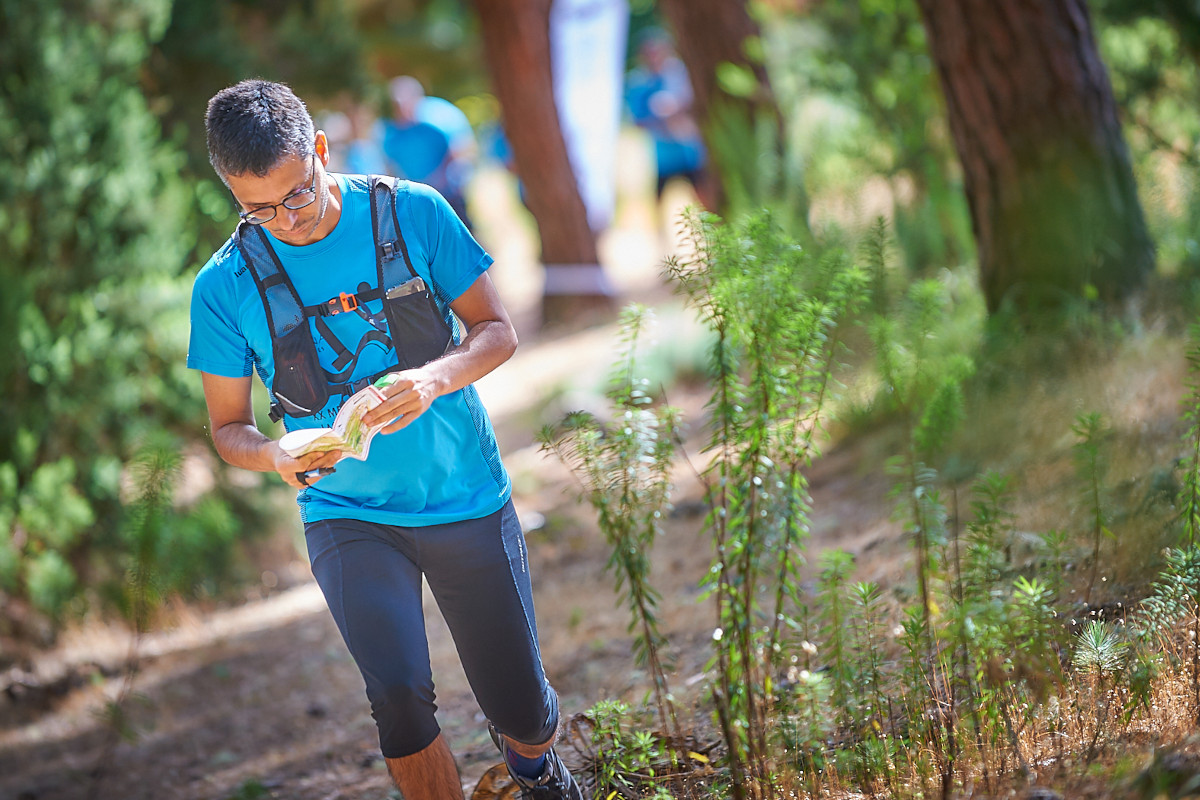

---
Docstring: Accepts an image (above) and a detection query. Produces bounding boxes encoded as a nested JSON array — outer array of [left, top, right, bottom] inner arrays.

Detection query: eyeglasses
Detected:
[[235, 154, 318, 225]]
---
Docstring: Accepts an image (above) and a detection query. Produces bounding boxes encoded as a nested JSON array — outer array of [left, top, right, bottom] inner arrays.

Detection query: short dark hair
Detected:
[[205, 80, 315, 179]]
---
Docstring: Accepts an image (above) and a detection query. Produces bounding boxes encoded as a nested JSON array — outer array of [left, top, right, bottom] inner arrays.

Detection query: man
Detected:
[[625, 28, 714, 211], [381, 75, 477, 229], [188, 80, 581, 800]]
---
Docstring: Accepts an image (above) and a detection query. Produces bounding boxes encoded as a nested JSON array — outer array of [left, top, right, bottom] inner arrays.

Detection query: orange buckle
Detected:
[[328, 292, 358, 314]]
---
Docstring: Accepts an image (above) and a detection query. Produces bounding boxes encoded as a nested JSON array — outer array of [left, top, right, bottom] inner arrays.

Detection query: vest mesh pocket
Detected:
[[382, 289, 452, 370], [272, 323, 331, 417]]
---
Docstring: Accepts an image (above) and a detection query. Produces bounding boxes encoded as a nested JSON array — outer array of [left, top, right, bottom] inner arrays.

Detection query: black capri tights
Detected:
[[304, 500, 559, 758]]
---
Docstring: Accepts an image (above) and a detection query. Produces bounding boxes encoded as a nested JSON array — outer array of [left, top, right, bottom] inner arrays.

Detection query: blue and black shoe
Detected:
[[488, 722, 584, 800]]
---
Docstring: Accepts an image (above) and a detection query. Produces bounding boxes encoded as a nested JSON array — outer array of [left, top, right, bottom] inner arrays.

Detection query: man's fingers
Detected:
[[305, 451, 342, 469], [368, 392, 422, 428], [365, 393, 410, 427], [381, 413, 414, 435], [294, 466, 336, 487]]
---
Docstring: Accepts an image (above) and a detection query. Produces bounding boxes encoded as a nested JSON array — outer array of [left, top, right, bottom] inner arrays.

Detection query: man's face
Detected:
[[392, 94, 419, 123], [640, 40, 669, 72], [226, 147, 330, 246]]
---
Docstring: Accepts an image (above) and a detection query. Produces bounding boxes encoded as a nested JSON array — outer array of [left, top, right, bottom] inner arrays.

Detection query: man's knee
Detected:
[[371, 676, 439, 758], [492, 686, 560, 746]]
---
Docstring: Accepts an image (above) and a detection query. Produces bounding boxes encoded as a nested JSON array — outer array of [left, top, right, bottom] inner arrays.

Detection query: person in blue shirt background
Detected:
[[625, 28, 714, 210], [189, 79, 581, 800], [381, 75, 478, 230]]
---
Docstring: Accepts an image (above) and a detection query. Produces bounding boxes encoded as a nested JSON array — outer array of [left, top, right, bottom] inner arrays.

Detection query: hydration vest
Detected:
[[233, 175, 453, 423]]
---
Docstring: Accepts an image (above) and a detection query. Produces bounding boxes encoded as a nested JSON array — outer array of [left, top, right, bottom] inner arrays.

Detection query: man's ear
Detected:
[[315, 130, 330, 166]]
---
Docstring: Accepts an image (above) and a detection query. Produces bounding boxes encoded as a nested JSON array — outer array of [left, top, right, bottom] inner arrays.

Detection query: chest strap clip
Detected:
[[321, 292, 360, 316]]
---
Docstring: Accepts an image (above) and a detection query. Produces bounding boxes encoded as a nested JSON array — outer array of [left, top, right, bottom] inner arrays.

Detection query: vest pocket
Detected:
[[383, 288, 452, 370], [272, 323, 331, 416]]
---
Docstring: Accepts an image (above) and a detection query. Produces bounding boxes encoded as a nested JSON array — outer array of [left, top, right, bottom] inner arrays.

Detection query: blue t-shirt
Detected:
[[381, 119, 453, 188], [187, 174, 509, 526], [625, 59, 706, 178]]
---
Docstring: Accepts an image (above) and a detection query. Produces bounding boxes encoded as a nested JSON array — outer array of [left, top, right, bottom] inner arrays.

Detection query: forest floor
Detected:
[[1, 163, 1194, 800]]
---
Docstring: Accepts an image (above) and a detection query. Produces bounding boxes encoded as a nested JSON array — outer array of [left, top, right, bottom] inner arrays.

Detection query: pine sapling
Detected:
[[539, 305, 683, 748]]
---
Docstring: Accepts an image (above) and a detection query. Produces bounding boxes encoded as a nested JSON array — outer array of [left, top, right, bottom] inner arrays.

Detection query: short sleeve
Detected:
[[187, 251, 254, 378], [401, 182, 494, 301]]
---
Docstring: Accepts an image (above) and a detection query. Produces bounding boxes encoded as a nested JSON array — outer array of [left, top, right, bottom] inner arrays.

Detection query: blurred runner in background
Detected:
[[625, 28, 714, 211], [382, 76, 478, 230]]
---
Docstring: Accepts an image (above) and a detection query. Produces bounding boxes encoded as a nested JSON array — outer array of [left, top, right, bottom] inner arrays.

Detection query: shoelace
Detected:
[[510, 761, 569, 799]]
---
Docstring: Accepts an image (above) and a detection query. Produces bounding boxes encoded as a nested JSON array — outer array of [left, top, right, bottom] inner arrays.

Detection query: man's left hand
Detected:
[[363, 368, 446, 434]]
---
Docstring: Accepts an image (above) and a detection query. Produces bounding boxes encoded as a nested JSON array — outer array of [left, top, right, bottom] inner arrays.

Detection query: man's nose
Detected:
[[276, 207, 302, 230]]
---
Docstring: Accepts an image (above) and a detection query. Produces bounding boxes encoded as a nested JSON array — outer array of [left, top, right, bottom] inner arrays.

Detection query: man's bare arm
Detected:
[[363, 271, 516, 434], [201, 372, 339, 488]]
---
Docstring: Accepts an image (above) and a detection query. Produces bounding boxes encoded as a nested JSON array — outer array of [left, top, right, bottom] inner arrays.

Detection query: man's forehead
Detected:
[[228, 154, 310, 204]]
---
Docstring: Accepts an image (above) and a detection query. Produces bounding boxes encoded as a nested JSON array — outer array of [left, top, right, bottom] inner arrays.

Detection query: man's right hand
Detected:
[[274, 445, 342, 489], [202, 373, 345, 487]]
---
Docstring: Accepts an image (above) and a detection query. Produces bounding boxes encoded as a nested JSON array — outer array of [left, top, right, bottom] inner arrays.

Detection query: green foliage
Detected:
[[0, 0, 190, 623], [25, 551, 78, 620], [553, 211, 1200, 798], [1074, 620, 1128, 678], [776, 666, 833, 780], [539, 305, 683, 737], [1141, 546, 1200, 633], [120, 437, 182, 630], [0, 0, 265, 630], [18, 458, 95, 553], [764, 1, 974, 273], [1008, 576, 1061, 676], [964, 471, 1017, 589], [870, 278, 976, 436], [1073, 619, 1132, 761], [704, 95, 809, 232], [548, 210, 870, 800], [578, 700, 677, 800], [668, 209, 869, 798], [1092, 2, 1200, 284], [1181, 324, 1200, 547], [96, 691, 156, 746], [849, 580, 890, 730], [870, 257, 975, 646], [1137, 332, 1200, 724], [146, 0, 377, 260], [224, 779, 271, 800], [815, 548, 857, 722]]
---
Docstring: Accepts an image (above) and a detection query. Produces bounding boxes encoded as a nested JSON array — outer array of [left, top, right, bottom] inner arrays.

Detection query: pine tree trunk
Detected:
[[473, 0, 614, 327], [658, 0, 782, 212], [915, 0, 1154, 313]]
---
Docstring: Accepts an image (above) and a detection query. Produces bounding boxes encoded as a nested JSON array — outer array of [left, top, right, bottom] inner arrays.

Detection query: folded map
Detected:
[[278, 375, 397, 462]]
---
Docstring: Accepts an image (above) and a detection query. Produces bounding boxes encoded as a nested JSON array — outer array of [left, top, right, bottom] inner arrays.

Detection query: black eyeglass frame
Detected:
[[233, 153, 318, 225]]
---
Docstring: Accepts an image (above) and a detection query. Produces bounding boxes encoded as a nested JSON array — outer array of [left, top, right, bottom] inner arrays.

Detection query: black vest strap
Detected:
[[369, 175, 420, 291], [234, 224, 307, 338], [314, 313, 392, 378], [238, 176, 440, 422], [302, 287, 387, 318]]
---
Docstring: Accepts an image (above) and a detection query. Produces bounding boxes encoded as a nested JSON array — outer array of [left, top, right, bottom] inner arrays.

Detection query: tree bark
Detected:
[[473, 0, 614, 328], [657, 0, 782, 213], [915, 0, 1154, 314]]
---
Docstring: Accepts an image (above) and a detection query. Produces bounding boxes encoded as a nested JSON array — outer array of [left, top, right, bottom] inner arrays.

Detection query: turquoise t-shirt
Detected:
[[187, 174, 510, 526]]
